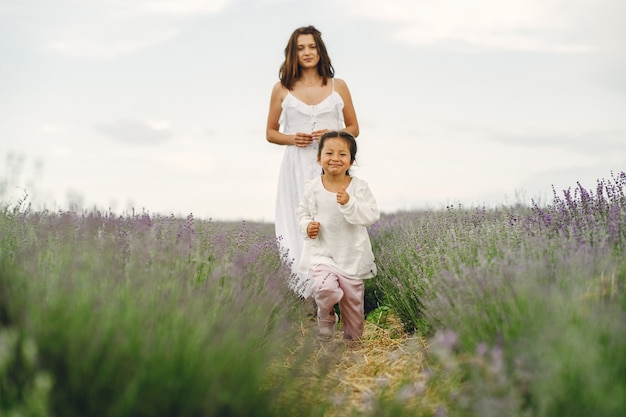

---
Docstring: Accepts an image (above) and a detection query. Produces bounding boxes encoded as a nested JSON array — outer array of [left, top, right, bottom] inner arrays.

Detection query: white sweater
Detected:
[[296, 176, 380, 279]]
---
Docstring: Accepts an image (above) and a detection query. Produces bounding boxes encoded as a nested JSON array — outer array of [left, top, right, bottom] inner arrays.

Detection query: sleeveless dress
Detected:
[[275, 80, 345, 298]]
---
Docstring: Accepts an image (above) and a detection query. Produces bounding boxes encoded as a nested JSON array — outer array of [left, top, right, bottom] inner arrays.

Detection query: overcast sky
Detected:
[[1, 0, 625, 221]]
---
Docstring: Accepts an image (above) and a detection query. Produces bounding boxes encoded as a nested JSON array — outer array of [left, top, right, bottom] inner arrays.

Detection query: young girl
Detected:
[[296, 131, 379, 342]]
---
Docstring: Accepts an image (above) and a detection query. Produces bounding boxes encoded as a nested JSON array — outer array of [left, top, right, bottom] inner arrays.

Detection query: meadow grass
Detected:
[[371, 171, 626, 416], [0, 206, 330, 416], [1, 171, 625, 416]]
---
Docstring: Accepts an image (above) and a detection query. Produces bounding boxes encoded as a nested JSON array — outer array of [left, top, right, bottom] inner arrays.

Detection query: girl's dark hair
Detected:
[[317, 131, 357, 176], [279, 25, 334, 90]]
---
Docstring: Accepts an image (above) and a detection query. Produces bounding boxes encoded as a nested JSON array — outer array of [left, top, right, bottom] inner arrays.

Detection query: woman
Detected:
[[266, 25, 359, 298]]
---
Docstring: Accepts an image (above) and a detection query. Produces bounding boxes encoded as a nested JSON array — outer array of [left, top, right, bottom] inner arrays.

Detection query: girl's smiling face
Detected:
[[318, 137, 353, 176]]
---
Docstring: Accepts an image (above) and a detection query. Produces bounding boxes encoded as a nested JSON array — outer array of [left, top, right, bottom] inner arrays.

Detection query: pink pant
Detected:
[[311, 265, 365, 341]]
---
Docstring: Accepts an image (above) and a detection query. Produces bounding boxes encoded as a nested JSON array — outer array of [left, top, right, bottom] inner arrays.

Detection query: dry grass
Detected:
[[284, 313, 443, 417], [265, 310, 450, 416]]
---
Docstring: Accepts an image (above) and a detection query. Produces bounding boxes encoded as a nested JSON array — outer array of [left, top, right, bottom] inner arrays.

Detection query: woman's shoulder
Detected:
[[332, 78, 350, 91], [332, 78, 353, 103], [271, 81, 289, 101]]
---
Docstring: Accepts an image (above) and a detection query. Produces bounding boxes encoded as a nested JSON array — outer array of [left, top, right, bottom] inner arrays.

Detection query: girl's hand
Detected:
[[307, 221, 321, 239], [294, 132, 314, 147], [337, 186, 350, 205]]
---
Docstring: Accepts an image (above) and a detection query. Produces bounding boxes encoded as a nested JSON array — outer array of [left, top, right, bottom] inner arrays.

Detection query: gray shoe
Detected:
[[317, 310, 338, 342]]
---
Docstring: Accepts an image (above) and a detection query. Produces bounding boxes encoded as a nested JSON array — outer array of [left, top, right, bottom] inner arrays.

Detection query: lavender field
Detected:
[[1, 172, 625, 417]]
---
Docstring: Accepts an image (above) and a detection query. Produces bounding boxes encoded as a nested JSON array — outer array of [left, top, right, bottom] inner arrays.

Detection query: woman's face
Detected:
[[296, 34, 319, 69]]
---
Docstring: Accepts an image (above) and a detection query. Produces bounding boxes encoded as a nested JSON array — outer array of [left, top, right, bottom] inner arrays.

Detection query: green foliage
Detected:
[[369, 173, 626, 416], [1, 170, 626, 416], [0, 326, 52, 417], [0, 263, 52, 417], [0, 208, 324, 417], [371, 206, 524, 333]]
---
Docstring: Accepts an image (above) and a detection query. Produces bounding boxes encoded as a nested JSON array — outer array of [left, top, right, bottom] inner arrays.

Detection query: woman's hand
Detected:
[[307, 221, 320, 239], [294, 132, 315, 147], [311, 128, 328, 141]]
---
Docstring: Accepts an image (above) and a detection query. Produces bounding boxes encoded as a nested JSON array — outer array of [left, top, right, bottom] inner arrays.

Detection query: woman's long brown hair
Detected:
[[279, 25, 335, 90]]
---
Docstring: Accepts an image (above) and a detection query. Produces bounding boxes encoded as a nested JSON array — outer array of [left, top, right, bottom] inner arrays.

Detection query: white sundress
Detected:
[[275, 80, 345, 298]]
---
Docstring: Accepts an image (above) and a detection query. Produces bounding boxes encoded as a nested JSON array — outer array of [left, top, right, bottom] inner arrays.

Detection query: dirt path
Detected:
[[305, 316, 438, 416]]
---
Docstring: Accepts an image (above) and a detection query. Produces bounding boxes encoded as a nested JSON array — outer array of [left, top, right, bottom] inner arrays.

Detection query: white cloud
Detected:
[[95, 119, 173, 145], [0, 0, 231, 17], [121, 0, 231, 15], [160, 152, 217, 175], [2, 0, 233, 59], [48, 145, 81, 158], [40, 125, 66, 134], [48, 30, 178, 59], [354, 122, 615, 212], [146, 120, 172, 131], [495, 129, 626, 158], [341, 0, 612, 52]]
